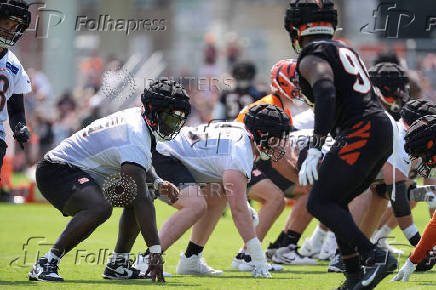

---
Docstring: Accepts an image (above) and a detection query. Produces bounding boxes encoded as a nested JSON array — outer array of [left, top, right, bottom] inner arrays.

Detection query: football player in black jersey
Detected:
[[212, 61, 266, 121], [285, 1, 397, 288]]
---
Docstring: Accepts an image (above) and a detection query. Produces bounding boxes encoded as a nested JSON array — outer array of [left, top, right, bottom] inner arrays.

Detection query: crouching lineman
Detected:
[[29, 80, 191, 282], [393, 114, 436, 281], [124, 104, 291, 278], [233, 59, 317, 267]]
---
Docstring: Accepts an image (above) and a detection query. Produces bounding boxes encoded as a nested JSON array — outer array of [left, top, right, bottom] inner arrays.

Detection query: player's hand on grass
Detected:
[[252, 263, 271, 278], [158, 180, 179, 204], [146, 253, 165, 282], [298, 148, 322, 186], [392, 258, 416, 282]]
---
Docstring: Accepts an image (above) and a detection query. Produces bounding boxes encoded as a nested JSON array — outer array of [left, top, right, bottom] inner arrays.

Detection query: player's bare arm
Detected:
[[298, 55, 335, 186], [223, 169, 255, 242], [7, 93, 30, 148]]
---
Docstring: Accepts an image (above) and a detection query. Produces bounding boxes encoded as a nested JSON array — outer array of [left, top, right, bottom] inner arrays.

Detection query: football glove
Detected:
[[425, 192, 436, 209], [392, 258, 416, 282], [13, 122, 30, 149], [252, 263, 271, 278], [298, 148, 322, 186]]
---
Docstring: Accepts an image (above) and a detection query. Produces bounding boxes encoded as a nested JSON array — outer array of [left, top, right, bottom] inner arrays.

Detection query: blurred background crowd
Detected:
[[3, 0, 436, 195]]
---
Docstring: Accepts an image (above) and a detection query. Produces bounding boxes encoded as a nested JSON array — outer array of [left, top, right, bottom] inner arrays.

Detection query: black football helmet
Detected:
[[232, 61, 256, 89], [141, 80, 191, 141], [401, 99, 436, 126], [284, 0, 337, 53], [404, 115, 436, 178], [369, 62, 410, 121], [232, 61, 256, 81], [0, 0, 31, 48], [244, 104, 292, 162]]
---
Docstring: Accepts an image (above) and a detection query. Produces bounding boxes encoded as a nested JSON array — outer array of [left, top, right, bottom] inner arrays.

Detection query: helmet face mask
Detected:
[[374, 85, 410, 118], [257, 133, 289, 162], [414, 155, 436, 178], [155, 110, 187, 141], [0, 1, 31, 48]]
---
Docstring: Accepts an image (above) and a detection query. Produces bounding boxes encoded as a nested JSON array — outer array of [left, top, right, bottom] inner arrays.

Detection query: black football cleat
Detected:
[[415, 250, 436, 272], [354, 247, 398, 289], [28, 257, 64, 282], [336, 270, 363, 290]]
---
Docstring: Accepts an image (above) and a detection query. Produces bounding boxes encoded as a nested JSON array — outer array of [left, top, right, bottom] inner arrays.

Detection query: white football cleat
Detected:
[[299, 237, 321, 259], [318, 231, 337, 260], [133, 253, 173, 277], [176, 252, 223, 276], [232, 252, 283, 271], [377, 237, 405, 255], [272, 245, 317, 265]]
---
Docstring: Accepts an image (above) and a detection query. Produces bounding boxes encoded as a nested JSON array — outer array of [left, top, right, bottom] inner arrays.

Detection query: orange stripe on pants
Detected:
[[410, 211, 436, 263]]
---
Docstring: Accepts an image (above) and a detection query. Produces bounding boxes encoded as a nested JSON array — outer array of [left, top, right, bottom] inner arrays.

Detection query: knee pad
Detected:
[[387, 181, 411, 218], [306, 193, 323, 218], [374, 183, 388, 199]]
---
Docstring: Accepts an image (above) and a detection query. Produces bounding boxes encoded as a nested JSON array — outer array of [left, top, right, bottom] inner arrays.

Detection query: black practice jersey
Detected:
[[218, 87, 266, 120], [296, 39, 383, 136]]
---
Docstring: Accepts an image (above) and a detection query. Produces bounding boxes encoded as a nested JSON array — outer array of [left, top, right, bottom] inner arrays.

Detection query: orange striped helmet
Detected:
[[270, 59, 300, 100]]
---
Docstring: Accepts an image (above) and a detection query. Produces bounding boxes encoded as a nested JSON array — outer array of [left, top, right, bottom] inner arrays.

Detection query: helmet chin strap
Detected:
[[292, 39, 302, 54], [255, 145, 271, 161], [145, 119, 166, 142]]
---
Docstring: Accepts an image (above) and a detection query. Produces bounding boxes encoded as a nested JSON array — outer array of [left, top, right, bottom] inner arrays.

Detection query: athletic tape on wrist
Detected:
[[149, 245, 162, 253]]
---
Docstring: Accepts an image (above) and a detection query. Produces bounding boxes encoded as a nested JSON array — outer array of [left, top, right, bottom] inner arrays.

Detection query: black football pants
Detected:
[[307, 112, 393, 256]]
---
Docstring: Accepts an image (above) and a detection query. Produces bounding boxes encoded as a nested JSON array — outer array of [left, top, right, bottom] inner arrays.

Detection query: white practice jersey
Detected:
[[376, 119, 410, 180], [47, 107, 152, 186], [292, 109, 314, 130], [0, 50, 31, 140], [157, 122, 255, 183]]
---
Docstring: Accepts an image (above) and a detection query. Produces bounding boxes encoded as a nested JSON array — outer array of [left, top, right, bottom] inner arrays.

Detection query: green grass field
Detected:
[[0, 201, 435, 289]]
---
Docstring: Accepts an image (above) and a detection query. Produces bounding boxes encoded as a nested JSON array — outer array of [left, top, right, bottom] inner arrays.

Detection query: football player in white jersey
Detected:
[[121, 104, 291, 278], [28, 80, 191, 282], [0, 0, 32, 169]]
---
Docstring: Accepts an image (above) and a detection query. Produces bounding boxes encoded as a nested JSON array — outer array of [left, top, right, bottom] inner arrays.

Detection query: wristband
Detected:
[[149, 245, 162, 254], [310, 134, 326, 150], [153, 178, 164, 191]]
